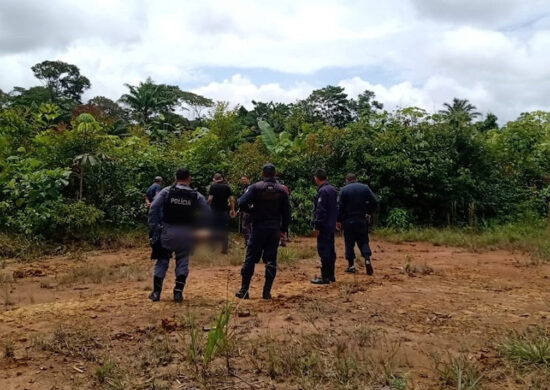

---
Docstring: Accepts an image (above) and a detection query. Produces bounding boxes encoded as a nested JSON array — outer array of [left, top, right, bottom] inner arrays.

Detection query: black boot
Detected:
[[329, 261, 336, 283], [311, 264, 330, 284], [173, 274, 187, 303], [345, 258, 356, 273], [235, 276, 251, 299], [310, 276, 330, 284], [262, 278, 274, 300], [149, 276, 164, 302], [365, 257, 373, 275]]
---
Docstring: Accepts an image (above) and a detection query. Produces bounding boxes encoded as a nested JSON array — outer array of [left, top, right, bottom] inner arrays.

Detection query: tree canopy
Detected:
[[31, 60, 91, 103], [1, 59, 550, 240]]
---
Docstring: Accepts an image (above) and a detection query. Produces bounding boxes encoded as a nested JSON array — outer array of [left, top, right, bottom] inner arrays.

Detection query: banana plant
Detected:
[[258, 120, 293, 155]]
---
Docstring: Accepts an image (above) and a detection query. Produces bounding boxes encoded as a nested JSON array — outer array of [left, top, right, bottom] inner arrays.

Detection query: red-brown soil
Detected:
[[1, 236, 549, 389]]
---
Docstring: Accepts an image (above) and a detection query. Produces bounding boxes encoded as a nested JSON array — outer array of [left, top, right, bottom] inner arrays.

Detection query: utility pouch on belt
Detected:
[[149, 224, 164, 260]]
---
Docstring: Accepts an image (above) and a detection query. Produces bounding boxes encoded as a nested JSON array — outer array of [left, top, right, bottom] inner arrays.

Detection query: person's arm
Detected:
[[365, 186, 377, 215], [229, 196, 236, 218], [145, 195, 151, 208], [238, 185, 255, 213], [207, 185, 214, 205], [337, 189, 345, 223], [148, 188, 168, 229], [197, 193, 211, 217], [335, 190, 344, 230], [313, 189, 328, 231], [281, 191, 290, 235]]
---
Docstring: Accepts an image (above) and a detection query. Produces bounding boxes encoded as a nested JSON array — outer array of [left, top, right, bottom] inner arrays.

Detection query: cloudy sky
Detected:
[[1, 0, 549, 122]]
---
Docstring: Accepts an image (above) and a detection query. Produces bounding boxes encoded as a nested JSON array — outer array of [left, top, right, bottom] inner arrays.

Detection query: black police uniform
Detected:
[[337, 181, 377, 274], [312, 181, 338, 283], [236, 177, 290, 299]]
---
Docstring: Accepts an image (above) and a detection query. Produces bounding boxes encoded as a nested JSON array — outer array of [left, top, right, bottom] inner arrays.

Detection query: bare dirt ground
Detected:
[[0, 236, 549, 389]]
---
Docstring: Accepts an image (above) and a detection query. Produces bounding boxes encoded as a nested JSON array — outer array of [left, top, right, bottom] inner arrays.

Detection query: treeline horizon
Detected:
[[2, 60, 508, 128], [1, 60, 549, 242]]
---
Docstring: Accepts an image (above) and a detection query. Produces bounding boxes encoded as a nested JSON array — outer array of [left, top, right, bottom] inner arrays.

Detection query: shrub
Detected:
[[386, 208, 412, 230]]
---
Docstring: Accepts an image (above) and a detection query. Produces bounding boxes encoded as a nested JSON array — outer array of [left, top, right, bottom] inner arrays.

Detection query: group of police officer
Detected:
[[146, 163, 376, 302]]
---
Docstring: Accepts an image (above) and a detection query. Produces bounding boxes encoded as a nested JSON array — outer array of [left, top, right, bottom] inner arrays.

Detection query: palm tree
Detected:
[[119, 78, 172, 125], [439, 98, 481, 126]]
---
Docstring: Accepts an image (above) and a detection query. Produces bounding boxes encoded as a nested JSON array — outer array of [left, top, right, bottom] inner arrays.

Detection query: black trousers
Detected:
[[211, 210, 229, 252], [317, 229, 336, 279], [241, 225, 280, 283], [343, 218, 372, 264]]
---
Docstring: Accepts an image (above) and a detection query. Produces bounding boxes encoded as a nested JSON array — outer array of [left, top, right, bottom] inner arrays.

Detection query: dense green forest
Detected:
[[1, 60, 550, 247]]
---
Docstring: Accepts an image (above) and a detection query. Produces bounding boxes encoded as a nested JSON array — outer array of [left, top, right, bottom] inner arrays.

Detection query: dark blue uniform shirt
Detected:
[[337, 182, 377, 222], [238, 178, 290, 232], [313, 182, 338, 232], [146, 182, 162, 203]]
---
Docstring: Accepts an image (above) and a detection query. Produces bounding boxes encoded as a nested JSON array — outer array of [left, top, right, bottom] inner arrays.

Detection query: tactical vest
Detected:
[[163, 185, 198, 225], [251, 181, 285, 226]]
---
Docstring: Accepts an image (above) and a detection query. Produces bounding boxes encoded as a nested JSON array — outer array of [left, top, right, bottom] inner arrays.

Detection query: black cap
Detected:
[[262, 163, 276, 177]]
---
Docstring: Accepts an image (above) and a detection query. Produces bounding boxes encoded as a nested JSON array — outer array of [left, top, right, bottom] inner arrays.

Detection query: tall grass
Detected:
[[203, 303, 232, 366], [376, 220, 550, 261], [0, 228, 147, 260], [178, 304, 233, 377]]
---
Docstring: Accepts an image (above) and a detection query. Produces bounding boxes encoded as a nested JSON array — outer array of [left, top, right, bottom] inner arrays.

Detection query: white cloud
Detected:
[[192, 74, 312, 109], [0, 0, 549, 122]]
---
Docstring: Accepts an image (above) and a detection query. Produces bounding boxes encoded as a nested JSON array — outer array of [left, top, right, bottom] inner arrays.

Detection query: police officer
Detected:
[[148, 168, 209, 302], [208, 173, 236, 254], [236, 163, 290, 300], [336, 173, 377, 275], [145, 176, 163, 209], [311, 168, 338, 284]]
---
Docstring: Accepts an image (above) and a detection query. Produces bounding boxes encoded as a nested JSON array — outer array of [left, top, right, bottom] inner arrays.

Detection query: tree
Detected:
[[179, 91, 213, 119], [71, 114, 103, 200], [31, 60, 91, 103], [439, 98, 481, 127], [87, 96, 128, 121], [119, 78, 173, 125], [119, 78, 212, 127], [32, 104, 63, 132], [9, 86, 51, 108], [303, 85, 354, 128], [477, 112, 498, 132], [354, 89, 383, 121], [73, 96, 129, 135], [0, 88, 8, 108], [251, 101, 290, 132]]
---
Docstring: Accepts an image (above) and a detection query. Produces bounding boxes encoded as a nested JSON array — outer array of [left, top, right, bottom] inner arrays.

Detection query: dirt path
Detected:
[[1, 237, 549, 389]]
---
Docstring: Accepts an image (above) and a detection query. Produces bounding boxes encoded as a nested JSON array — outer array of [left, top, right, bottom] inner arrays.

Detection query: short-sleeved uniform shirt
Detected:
[[146, 182, 162, 202], [208, 182, 232, 212]]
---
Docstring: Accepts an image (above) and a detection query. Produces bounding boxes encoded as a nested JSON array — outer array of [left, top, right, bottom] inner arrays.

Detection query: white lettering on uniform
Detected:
[[171, 198, 192, 206]]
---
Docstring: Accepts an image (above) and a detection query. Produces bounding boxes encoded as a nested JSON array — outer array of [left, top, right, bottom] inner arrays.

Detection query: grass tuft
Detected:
[[500, 327, 550, 368], [96, 359, 125, 390], [431, 352, 483, 390]]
